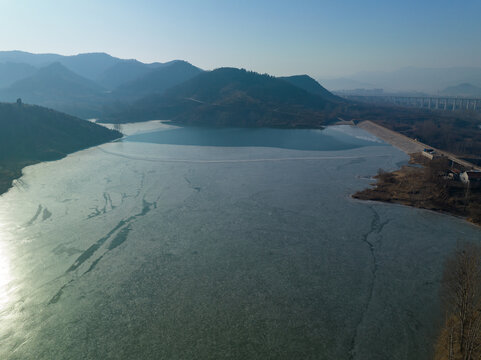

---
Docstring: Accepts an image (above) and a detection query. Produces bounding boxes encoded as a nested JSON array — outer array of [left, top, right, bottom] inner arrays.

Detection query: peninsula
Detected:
[[354, 121, 481, 226], [0, 101, 121, 196]]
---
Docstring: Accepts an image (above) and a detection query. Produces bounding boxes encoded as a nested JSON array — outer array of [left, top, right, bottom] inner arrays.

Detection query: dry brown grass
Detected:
[[353, 155, 481, 226]]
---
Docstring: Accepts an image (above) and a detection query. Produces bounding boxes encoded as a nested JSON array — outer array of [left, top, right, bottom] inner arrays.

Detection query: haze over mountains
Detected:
[[0, 51, 124, 81], [0, 62, 108, 118], [1, 50, 480, 127], [439, 83, 481, 97], [112, 60, 203, 100], [0, 51, 204, 118], [319, 66, 481, 94], [0, 62, 37, 88], [96, 60, 164, 89], [0, 51, 345, 124]]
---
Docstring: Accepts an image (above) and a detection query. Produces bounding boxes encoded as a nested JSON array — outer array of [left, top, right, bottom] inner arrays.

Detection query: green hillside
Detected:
[[279, 75, 339, 100], [103, 67, 345, 127], [112, 60, 203, 100], [0, 101, 121, 194]]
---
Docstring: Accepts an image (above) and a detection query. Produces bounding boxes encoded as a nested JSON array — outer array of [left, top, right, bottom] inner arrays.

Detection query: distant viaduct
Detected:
[[339, 95, 480, 112]]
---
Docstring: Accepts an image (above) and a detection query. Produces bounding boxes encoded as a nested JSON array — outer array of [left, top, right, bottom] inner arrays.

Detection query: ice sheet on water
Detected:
[[0, 124, 479, 359]]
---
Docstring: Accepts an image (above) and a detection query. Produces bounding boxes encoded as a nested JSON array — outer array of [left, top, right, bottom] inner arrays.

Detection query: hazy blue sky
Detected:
[[0, 0, 480, 77]]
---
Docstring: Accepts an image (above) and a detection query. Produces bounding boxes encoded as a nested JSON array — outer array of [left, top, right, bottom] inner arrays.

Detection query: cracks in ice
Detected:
[[25, 205, 43, 225], [86, 170, 147, 220], [48, 193, 161, 305], [87, 192, 117, 219], [348, 205, 391, 360], [184, 176, 201, 192], [25, 204, 52, 226]]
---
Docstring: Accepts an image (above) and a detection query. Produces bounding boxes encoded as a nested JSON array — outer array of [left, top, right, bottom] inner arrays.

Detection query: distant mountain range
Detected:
[[0, 50, 198, 86], [96, 59, 164, 89], [0, 62, 37, 88], [102, 68, 345, 127], [0, 51, 123, 81], [0, 51, 347, 124], [2, 50, 479, 130], [439, 83, 481, 97], [0, 51, 204, 118], [0, 62, 108, 118], [320, 67, 481, 93]]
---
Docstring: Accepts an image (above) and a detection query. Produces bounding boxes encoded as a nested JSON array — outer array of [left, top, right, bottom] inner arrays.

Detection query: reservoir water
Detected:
[[0, 122, 480, 359]]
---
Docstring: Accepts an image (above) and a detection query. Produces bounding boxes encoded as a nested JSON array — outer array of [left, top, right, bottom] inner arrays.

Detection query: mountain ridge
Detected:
[[279, 75, 339, 100], [112, 60, 203, 100], [103, 67, 345, 127], [96, 59, 164, 89], [0, 62, 108, 118], [0, 62, 37, 88], [440, 83, 481, 97]]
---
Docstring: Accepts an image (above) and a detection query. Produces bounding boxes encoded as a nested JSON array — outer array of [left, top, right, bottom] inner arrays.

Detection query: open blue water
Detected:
[[123, 126, 385, 151], [0, 123, 479, 359]]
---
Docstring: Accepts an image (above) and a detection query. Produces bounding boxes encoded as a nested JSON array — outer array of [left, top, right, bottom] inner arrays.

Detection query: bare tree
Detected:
[[435, 242, 481, 360]]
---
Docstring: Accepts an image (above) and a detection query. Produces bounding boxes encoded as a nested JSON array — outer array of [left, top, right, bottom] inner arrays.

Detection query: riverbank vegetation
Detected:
[[353, 155, 481, 226]]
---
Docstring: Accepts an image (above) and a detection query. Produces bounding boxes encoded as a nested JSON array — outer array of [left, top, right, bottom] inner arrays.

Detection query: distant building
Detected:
[[460, 171, 481, 185]]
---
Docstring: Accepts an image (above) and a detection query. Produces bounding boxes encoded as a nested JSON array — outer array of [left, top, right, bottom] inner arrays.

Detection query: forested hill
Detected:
[[112, 60, 203, 100], [0, 102, 121, 162], [102, 67, 346, 127], [279, 75, 339, 100]]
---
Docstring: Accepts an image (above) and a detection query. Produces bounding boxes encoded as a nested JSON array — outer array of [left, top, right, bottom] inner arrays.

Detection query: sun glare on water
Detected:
[[0, 221, 13, 310]]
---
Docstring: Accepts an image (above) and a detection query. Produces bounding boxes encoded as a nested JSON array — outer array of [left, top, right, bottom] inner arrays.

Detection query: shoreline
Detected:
[[352, 154, 481, 227], [0, 163, 28, 197], [357, 120, 481, 170], [355, 121, 481, 227]]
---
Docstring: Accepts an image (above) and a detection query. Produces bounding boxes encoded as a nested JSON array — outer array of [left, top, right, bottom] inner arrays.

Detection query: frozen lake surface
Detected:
[[0, 123, 480, 359]]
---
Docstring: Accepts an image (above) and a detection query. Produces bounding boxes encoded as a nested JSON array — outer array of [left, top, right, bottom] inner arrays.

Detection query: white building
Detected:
[[460, 171, 481, 185]]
